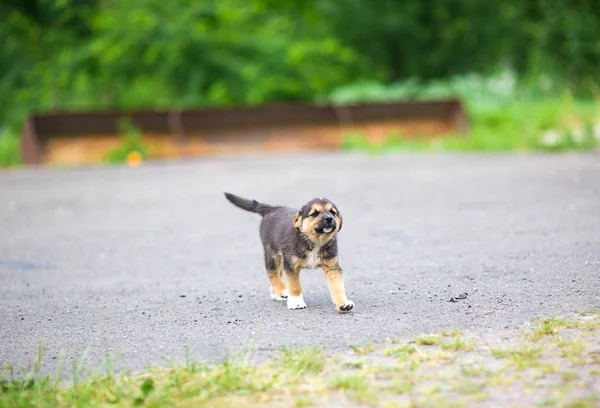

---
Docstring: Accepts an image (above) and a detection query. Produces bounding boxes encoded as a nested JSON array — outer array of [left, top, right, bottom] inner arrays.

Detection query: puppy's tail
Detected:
[[224, 192, 276, 217]]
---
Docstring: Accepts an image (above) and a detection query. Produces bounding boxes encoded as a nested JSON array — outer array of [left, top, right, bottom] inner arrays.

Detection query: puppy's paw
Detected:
[[287, 294, 307, 310], [337, 299, 354, 312], [270, 287, 289, 302]]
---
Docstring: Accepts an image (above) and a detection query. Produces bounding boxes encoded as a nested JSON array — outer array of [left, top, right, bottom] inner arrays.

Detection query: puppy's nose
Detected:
[[324, 215, 334, 224]]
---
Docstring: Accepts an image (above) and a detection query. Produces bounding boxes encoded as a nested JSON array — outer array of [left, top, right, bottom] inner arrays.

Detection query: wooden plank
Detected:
[[21, 99, 469, 165]]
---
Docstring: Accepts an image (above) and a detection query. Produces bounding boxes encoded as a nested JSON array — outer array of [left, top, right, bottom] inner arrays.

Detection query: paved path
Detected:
[[1, 152, 599, 376]]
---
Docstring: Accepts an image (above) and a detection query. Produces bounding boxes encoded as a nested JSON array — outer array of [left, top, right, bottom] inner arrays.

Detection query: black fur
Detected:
[[224, 192, 276, 216]]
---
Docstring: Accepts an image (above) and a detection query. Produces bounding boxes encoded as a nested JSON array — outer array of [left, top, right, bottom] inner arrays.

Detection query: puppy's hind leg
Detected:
[[265, 251, 288, 301]]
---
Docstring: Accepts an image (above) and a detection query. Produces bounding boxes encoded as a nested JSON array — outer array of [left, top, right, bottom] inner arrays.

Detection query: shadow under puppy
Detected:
[[224, 192, 354, 312]]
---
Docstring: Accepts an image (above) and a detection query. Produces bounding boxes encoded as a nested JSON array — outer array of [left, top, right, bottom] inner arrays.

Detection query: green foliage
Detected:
[[322, 0, 600, 94], [331, 72, 600, 153], [1, 1, 599, 124], [0, 128, 20, 168], [325, 70, 518, 109], [1, 0, 600, 166], [103, 117, 149, 164], [321, 0, 513, 81], [0, 313, 598, 407], [0, 0, 361, 128], [275, 346, 325, 376]]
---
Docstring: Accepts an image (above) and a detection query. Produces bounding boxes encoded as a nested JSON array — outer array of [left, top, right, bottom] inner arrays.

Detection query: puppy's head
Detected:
[[293, 197, 343, 243]]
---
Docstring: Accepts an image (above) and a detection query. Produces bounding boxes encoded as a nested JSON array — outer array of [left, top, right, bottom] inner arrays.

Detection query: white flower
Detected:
[[593, 121, 600, 141], [571, 127, 585, 143], [540, 129, 562, 147], [486, 70, 516, 97]]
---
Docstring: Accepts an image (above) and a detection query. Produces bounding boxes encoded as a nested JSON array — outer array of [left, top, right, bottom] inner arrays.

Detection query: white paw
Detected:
[[270, 286, 289, 302], [338, 299, 354, 312], [287, 293, 307, 310]]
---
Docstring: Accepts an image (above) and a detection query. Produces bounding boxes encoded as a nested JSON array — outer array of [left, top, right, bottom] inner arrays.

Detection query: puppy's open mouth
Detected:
[[316, 227, 334, 234]]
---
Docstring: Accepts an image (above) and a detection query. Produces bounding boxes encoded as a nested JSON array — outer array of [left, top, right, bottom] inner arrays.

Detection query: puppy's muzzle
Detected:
[[324, 215, 335, 226], [317, 215, 336, 234]]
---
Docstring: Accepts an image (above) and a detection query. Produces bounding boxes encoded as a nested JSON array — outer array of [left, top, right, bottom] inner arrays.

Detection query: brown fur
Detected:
[[224, 192, 354, 312]]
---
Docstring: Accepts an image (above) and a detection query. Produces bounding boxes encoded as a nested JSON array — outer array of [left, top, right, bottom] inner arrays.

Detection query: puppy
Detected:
[[224, 192, 354, 312]]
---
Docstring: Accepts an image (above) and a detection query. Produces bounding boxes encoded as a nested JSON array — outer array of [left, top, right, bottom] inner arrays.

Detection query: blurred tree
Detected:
[[0, 0, 97, 125], [84, 0, 361, 108], [0, 0, 599, 130], [507, 0, 600, 93], [320, 0, 515, 81]]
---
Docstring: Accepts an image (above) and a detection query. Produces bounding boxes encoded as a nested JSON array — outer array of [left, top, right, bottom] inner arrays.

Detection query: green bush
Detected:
[[331, 72, 600, 153], [0, 128, 20, 167]]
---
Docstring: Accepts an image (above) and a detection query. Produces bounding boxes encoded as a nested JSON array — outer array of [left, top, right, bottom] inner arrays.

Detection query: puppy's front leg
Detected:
[[321, 258, 354, 312], [283, 257, 306, 310]]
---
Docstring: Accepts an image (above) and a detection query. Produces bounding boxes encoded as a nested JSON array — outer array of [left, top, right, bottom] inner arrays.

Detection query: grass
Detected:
[[490, 344, 544, 369], [341, 98, 600, 154], [554, 338, 585, 353], [532, 317, 568, 339], [561, 371, 579, 382], [528, 313, 600, 342], [577, 311, 599, 317], [439, 338, 476, 352], [333, 72, 600, 154], [384, 344, 417, 358], [416, 335, 440, 346], [439, 330, 464, 338], [328, 374, 367, 391], [3, 359, 262, 407], [294, 396, 315, 407], [555, 339, 587, 363], [350, 338, 375, 355], [459, 365, 493, 378], [565, 395, 600, 408], [453, 380, 486, 395], [1, 312, 599, 407], [386, 379, 414, 394], [275, 346, 325, 376], [328, 374, 377, 405]]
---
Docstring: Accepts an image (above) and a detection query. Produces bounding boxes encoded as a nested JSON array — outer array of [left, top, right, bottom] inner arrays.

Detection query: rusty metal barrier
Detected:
[[21, 99, 469, 165]]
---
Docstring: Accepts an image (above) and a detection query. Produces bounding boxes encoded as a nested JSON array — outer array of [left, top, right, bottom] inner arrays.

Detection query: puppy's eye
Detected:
[[330, 209, 337, 215], [311, 211, 319, 217]]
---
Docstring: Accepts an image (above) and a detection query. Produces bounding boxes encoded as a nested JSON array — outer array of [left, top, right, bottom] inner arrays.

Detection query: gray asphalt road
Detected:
[[1, 152, 599, 377]]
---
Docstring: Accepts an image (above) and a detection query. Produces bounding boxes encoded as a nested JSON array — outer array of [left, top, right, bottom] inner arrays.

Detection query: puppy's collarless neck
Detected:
[[299, 231, 335, 249], [299, 232, 316, 248]]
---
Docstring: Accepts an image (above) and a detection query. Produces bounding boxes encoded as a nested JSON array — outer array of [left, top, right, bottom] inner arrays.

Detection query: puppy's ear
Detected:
[[293, 212, 302, 231]]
